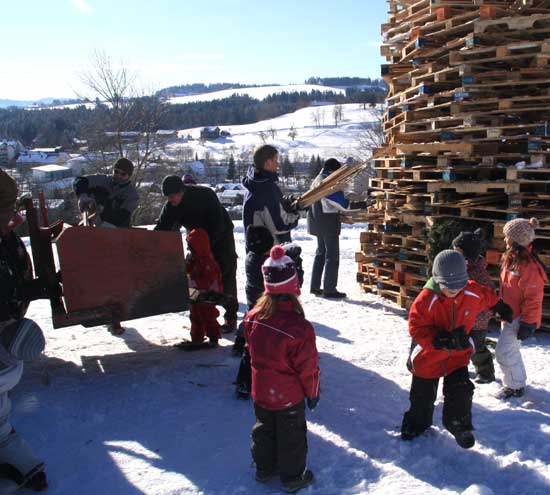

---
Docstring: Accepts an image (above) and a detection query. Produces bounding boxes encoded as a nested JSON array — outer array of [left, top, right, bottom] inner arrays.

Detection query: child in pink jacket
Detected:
[[497, 218, 548, 399]]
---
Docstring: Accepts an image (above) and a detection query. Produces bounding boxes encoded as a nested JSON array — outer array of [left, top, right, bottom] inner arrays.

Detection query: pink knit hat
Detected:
[[503, 217, 539, 247], [262, 245, 300, 296]]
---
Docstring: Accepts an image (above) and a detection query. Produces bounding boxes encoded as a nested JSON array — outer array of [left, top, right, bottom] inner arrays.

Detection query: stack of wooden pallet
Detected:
[[357, 0, 550, 329]]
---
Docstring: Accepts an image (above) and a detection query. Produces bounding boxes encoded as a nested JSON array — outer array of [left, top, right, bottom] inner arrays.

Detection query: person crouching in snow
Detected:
[[401, 250, 513, 449], [452, 229, 497, 384], [244, 245, 319, 493], [496, 218, 548, 399], [177, 228, 222, 351]]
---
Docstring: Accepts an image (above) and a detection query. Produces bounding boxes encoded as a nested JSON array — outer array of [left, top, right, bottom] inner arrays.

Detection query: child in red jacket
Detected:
[[453, 229, 497, 383], [244, 245, 319, 493], [496, 218, 548, 399], [177, 228, 222, 351], [401, 250, 513, 448]]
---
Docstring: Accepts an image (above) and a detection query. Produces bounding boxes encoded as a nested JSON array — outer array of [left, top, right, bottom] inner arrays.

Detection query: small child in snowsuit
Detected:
[[452, 229, 497, 383], [244, 245, 319, 493], [496, 218, 548, 399], [0, 169, 48, 491], [178, 228, 222, 350], [401, 250, 513, 448]]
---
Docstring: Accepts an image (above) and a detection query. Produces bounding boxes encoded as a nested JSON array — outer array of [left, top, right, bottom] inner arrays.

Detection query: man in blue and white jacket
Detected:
[[307, 158, 367, 299], [242, 145, 300, 246]]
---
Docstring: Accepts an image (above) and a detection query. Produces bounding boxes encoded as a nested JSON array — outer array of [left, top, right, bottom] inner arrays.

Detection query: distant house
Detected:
[[156, 130, 177, 140], [17, 147, 69, 166], [31, 164, 73, 183], [0, 139, 25, 164], [200, 127, 220, 140], [185, 160, 206, 176]]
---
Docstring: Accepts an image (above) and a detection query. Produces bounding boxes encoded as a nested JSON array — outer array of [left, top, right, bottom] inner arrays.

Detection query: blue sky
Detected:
[[0, 0, 387, 100]]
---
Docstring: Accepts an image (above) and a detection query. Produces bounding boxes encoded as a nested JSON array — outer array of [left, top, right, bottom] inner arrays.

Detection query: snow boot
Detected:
[[175, 340, 212, 351], [107, 322, 125, 335], [497, 387, 524, 399], [445, 418, 475, 449], [221, 318, 237, 334], [282, 469, 314, 493], [26, 470, 48, 491], [255, 468, 278, 483], [321, 290, 346, 299], [235, 383, 250, 400]]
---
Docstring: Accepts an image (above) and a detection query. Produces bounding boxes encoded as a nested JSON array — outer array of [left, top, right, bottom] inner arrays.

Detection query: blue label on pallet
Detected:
[[377, 281, 384, 289], [534, 124, 550, 136], [462, 75, 474, 85], [399, 251, 407, 260], [440, 131, 455, 141], [442, 170, 456, 181], [454, 91, 470, 101], [415, 38, 427, 48], [528, 140, 542, 151]]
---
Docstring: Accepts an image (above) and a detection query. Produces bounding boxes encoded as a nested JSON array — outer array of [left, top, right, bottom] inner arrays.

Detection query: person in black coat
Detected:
[[155, 175, 238, 332]]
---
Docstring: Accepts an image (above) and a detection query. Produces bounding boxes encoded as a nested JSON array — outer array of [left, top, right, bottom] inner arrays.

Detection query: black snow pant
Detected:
[[236, 348, 252, 391], [470, 329, 495, 381], [213, 234, 238, 322], [252, 401, 307, 483], [401, 366, 474, 438]]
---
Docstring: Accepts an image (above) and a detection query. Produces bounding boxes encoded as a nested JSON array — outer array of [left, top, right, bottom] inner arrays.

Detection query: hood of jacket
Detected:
[[186, 228, 213, 258], [242, 167, 279, 193]]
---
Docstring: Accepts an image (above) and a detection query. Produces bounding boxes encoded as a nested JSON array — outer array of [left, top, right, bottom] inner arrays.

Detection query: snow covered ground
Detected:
[[168, 103, 380, 163], [167, 84, 346, 105], [17, 220, 550, 495]]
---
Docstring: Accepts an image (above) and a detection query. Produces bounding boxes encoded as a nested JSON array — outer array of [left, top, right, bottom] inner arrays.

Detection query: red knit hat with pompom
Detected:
[[262, 245, 300, 296]]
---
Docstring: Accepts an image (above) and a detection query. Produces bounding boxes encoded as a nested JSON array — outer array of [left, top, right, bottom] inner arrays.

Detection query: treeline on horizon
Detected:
[[0, 87, 386, 148]]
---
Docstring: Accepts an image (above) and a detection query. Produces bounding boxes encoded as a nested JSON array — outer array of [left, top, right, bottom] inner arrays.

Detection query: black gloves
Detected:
[[433, 326, 470, 351], [281, 194, 299, 213], [307, 396, 319, 411], [517, 322, 537, 341], [491, 299, 514, 323], [21, 279, 61, 301], [350, 200, 368, 209]]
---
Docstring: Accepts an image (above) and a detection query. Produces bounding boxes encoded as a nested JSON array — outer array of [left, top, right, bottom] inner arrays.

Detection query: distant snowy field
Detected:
[[17, 221, 550, 495], [167, 103, 380, 163], [166, 84, 345, 105]]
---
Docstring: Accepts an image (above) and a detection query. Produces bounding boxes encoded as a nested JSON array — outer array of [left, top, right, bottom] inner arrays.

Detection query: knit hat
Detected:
[[452, 228, 482, 262], [503, 217, 539, 247], [114, 157, 134, 176], [432, 249, 469, 291], [246, 225, 274, 255], [0, 169, 18, 228], [1, 318, 45, 361], [323, 158, 342, 173], [162, 175, 183, 196], [262, 245, 300, 296], [183, 174, 196, 185]]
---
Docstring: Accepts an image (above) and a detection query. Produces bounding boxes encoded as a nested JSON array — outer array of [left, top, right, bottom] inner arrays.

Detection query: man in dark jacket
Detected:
[[307, 158, 367, 299], [242, 145, 300, 245], [73, 157, 139, 228], [155, 175, 238, 332]]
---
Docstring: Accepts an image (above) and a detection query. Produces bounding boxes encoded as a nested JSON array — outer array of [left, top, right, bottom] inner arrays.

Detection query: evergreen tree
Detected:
[[309, 155, 318, 179], [227, 154, 236, 180], [281, 155, 294, 177]]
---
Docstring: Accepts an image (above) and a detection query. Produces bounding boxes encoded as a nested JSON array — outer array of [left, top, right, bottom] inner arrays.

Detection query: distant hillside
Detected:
[[0, 97, 77, 109]]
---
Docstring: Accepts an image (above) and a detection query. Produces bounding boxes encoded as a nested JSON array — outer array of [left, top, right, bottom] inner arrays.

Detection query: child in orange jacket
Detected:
[[496, 218, 548, 399], [402, 250, 513, 448], [178, 228, 222, 350]]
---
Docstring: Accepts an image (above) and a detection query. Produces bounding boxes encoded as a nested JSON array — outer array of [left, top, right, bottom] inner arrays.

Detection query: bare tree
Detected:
[[332, 104, 344, 127], [356, 106, 385, 160], [288, 124, 297, 141], [268, 125, 277, 139], [78, 50, 168, 224]]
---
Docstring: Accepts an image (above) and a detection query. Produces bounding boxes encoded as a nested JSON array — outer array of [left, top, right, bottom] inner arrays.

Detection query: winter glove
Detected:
[[451, 326, 470, 351], [281, 195, 300, 213], [307, 396, 320, 411], [517, 321, 537, 341], [433, 330, 456, 350], [491, 299, 514, 323], [350, 200, 368, 209], [78, 193, 95, 213]]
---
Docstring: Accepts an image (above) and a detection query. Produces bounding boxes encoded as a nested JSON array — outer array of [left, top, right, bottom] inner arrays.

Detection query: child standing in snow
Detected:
[[244, 245, 319, 492], [401, 250, 513, 448], [452, 229, 497, 384], [496, 218, 548, 399], [177, 228, 222, 351]]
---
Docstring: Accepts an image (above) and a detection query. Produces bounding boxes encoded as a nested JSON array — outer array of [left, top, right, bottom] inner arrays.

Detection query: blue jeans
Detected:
[[310, 234, 340, 292]]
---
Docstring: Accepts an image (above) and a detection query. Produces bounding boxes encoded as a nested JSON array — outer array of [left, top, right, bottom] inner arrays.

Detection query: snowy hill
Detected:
[[15, 221, 550, 495], [168, 103, 380, 163], [167, 84, 345, 105]]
